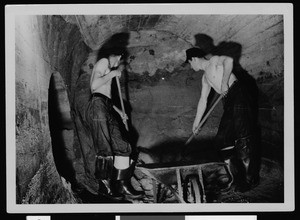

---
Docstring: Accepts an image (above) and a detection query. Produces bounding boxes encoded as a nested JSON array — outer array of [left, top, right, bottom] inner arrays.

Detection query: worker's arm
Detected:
[[113, 105, 128, 123], [90, 59, 121, 93], [218, 56, 233, 95], [193, 74, 211, 134]]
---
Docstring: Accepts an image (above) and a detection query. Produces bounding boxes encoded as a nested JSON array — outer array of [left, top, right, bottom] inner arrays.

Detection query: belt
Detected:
[[90, 93, 111, 101]]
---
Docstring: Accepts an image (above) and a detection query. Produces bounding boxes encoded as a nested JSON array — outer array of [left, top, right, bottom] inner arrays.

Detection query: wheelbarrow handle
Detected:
[[185, 94, 223, 145]]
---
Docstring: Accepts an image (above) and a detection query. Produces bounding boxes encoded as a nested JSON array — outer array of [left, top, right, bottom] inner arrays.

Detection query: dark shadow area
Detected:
[[48, 73, 77, 184], [137, 138, 220, 165], [214, 41, 259, 107], [74, 188, 131, 204], [194, 33, 215, 55]]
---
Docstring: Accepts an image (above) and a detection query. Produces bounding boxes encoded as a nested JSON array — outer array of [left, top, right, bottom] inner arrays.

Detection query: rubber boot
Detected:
[[234, 137, 260, 192], [95, 156, 124, 200], [218, 146, 235, 192], [111, 163, 145, 200]]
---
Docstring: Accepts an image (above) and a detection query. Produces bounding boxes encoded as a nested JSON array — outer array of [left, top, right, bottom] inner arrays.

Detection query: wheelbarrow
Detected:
[[136, 160, 231, 203]]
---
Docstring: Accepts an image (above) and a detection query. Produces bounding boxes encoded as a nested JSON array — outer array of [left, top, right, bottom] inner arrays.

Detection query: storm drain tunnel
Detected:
[[15, 13, 284, 204]]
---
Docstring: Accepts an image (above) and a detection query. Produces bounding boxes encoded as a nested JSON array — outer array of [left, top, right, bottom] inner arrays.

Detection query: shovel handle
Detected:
[[185, 94, 223, 145], [116, 75, 129, 131]]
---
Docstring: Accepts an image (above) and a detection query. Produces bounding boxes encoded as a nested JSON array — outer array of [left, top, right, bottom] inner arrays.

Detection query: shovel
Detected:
[[116, 75, 129, 131], [185, 94, 223, 146]]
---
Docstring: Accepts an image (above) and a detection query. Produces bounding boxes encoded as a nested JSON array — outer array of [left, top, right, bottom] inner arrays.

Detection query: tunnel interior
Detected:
[[15, 14, 284, 204]]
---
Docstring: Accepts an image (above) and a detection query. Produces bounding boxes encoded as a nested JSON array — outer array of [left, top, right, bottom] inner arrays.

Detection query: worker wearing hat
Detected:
[[185, 47, 261, 192]]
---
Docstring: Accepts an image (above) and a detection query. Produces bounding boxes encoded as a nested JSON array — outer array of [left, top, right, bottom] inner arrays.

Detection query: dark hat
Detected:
[[109, 47, 125, 57], [185, 47, 208, 63]]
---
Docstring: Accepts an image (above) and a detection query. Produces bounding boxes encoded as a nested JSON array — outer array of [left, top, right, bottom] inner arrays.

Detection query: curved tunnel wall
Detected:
[[15, 14, 284, 203], [15, 15, 88, 203]]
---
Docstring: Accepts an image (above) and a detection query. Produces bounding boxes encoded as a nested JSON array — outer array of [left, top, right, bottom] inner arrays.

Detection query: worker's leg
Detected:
[[108, 110, 145, 200], [234, 135, 260, 192], [215, 95, 236, 190], [232, 89, 261, 192], [85, 96, 120, 198]]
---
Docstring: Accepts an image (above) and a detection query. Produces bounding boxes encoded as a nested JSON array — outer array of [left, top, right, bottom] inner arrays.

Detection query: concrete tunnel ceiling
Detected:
[[62, 14, 283, 77], [62, 15, 190, 49]]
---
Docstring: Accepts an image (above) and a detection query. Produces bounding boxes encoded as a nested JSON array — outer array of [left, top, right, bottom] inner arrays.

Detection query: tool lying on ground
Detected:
[[185, 94, 223, 146]]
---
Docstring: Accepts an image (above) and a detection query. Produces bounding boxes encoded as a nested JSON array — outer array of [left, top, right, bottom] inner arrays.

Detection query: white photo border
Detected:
[[5, 3, 294, 213]]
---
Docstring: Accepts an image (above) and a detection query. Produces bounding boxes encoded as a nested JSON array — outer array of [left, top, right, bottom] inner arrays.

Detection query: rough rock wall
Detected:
[[15, 15, 88, 203], [127, 30, 189, 75], [257, 76, 283, 162]]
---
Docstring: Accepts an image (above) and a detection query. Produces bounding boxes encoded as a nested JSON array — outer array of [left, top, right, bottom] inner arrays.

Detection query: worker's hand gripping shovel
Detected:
[[185, 94, 223, 146]]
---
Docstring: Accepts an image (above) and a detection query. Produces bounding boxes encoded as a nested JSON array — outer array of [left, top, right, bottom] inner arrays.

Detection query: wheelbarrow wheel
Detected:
[[183, 175, 202, 203]]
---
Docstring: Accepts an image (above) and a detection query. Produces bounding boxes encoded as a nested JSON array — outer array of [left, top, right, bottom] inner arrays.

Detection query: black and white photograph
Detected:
[[5, 3, 294, 213]]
